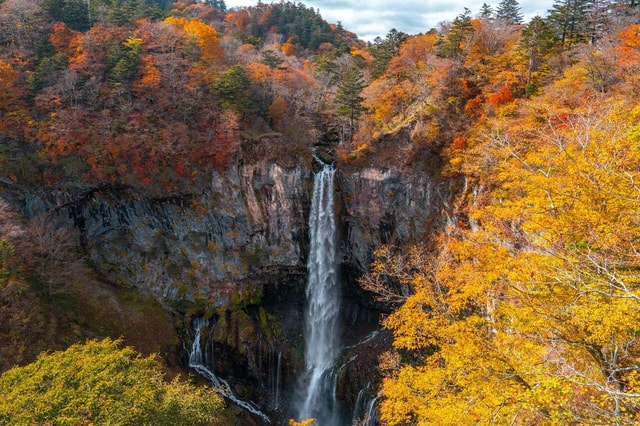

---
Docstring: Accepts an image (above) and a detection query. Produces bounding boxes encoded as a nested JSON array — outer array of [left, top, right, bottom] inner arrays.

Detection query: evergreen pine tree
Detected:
[[586, 0, 611, 44], [438, 8, 474, 58], [210, 0, 227, 11], [260, 50, 284, 69], [547, 0, 591, 47], [370, 29, 408, 79], [496, 0, 524, 25], [210, 65, 251, 113], [108, 0, 135, 26], [106, 36, 142, 87], [335, 65, 365, 142], [43, 0, 91, 31], [479, 2, 495, 20], [517, 16, 556, 94]]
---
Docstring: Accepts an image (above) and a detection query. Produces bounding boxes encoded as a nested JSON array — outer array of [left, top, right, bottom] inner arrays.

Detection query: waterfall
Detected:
[[275, 350, 282, 410], [189, 317, 270, 423], [352, 384, 370, 424], [296, 163, 341, 423], [353, 387, 378, 426], [364, 397, 379, 425], [267, 346, 283, 411]]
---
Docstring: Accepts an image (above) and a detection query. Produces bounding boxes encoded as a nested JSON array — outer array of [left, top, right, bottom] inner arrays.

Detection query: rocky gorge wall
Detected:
[[7, 161, 309, 303], [3, 156, 445, 306], [340, 166, 444, 274], [0, 144, 447, 422]]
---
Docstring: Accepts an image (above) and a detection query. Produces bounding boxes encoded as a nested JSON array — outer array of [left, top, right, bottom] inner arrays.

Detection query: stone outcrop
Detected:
[[9, 160, 310, 304], [4, 154, 445, 304], [0, 142, 447, 424], [339, 166, 444, 275]]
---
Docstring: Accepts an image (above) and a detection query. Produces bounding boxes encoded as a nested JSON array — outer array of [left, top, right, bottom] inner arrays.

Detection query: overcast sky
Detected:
[[225, 0, 556, 41]]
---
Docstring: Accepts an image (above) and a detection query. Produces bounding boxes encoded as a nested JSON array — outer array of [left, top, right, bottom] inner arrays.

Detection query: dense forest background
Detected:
[[1, 0, 640, 423]]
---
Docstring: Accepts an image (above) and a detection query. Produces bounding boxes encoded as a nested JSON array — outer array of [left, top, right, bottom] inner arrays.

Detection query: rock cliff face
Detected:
[[13, 160, 310, 304], [7, 156, 444, 304], [339, 166, 444, 275], [1, 146, 447, 423]]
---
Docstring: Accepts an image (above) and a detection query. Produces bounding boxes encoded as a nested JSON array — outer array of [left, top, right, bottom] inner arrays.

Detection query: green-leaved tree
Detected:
[[0, 339, 223, 425], [210, 64, 251, 113], [335, 65, 365, 142], [496, 0, 524, 25]]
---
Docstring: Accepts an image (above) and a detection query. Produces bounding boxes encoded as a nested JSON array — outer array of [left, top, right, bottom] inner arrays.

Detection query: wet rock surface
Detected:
[[1, 149, 445, 424]]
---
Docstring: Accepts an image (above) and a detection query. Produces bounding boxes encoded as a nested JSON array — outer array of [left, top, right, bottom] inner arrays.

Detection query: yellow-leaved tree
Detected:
[[0, 339, 224, 425], [377, 68, 640, 424]]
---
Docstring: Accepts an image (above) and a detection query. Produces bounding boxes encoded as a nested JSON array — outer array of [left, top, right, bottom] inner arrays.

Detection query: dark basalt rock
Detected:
[[0, 143, 446, 423]]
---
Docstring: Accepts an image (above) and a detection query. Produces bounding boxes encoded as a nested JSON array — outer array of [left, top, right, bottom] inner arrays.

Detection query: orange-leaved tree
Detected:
[[378, 76, 640, 424]]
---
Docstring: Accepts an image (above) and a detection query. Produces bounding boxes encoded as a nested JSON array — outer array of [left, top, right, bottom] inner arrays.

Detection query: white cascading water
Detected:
[[352, 384, 370, 424], [364, 397, 379, 425], [189, 317, 270, 423], [268, 347, 282, 411], [296, 163, 341, 422]]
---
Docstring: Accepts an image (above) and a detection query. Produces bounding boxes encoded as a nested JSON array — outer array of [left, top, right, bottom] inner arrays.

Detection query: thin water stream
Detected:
[[189, 317, 270, 423]]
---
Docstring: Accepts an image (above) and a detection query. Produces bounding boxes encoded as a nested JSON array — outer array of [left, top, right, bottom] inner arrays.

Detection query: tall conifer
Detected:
[[496, 0, 524, 25]]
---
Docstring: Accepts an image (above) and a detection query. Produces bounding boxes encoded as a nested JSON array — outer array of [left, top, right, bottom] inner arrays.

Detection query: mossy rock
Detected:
[[212, 313, 228, 344], [231, 310, 256, 355], [229, 283, 263, 307], [238, 246, 268, 268], [258, 307, 281, 341], [211, 309, 257, 356]]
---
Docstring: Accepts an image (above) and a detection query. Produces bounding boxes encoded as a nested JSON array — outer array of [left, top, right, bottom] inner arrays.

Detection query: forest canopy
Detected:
[[0, 339, 223, 425], [0, 0, 639, 423]]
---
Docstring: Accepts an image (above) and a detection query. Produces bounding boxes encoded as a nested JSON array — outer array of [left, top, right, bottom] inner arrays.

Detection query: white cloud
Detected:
[[224, 0, 556, 41]]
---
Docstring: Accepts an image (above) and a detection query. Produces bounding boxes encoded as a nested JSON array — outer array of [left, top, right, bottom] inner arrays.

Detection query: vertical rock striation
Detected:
[[340, 166, 446, 276], [0, 149, 447, 423]]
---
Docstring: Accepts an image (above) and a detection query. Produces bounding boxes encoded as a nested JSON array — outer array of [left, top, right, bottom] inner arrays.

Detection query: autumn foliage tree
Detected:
[[27, 14, 243, 189], [375, 38, 640, 423], [616, 24, 640, 92], [0, 339, 223, 424]]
